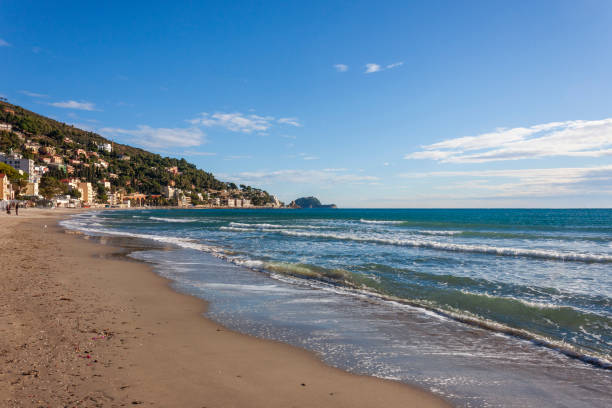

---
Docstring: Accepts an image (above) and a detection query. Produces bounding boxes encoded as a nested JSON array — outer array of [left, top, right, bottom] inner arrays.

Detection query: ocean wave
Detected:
[[360, 219, 404, 225], [229, 222, 324, 229], [149, 216, 200, 223], [59, 221, 225, 254], [417, 230, 463, 236], [251, 261, 612, 369], [275, 230, 612, 263]]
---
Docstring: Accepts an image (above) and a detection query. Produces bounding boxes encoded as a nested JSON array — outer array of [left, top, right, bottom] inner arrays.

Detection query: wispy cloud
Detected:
[[365, 63, 382, 74], [189, 112, 273, 133], [406, 118, 612, 163], [386, 62, 403, 69], [189, 111, 302, 133], [50, 100, 97, 111], [0, 39, 10, 47], [100, 125, 205, 148], [225, 155, 253, 160], [334, 64, 348, 72], [365, 61, 403, 74], [298, 152, 318, 160], [180, 150, 217, 157], [399, 165, 612, 198], [20, 90, 48, 98], [277, 117, 302, 127], [223, 168, 379, 186]]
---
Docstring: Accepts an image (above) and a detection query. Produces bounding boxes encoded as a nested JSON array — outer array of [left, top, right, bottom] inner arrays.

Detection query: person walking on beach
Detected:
[[15, 202, 19, 216], [6, 202, 11, 215]]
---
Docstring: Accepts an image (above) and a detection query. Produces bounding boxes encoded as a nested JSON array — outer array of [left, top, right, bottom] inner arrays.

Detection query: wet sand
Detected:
[[0, 208, 450, 407]]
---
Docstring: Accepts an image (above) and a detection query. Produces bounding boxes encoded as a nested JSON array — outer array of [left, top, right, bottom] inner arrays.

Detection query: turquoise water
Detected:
[[63, 208, 612, 407]]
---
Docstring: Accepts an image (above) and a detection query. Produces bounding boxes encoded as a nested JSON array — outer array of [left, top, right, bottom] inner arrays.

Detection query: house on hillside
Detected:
[[98, 143, 112, 153]]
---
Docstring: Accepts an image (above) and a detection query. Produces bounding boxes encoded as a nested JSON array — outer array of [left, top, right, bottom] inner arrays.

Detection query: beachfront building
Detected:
[[78, 182, 94, 205], [25, 181, 39, 197], [0, 152, 35, 182], [107, 192, 121, 206], [0, 173, 14, 201], [163, 185, 175, 199]]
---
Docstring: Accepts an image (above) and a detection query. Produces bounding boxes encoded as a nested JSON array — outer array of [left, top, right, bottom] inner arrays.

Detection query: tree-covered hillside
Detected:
[[0, 100, 275, 205]]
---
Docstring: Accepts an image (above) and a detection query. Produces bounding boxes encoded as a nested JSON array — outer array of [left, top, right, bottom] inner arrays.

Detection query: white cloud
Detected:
[[298, 153, 318, 160], [365, 63, 382, 74], [399, 165, 612, 198], [365, 62, 403, 74], [189, 111, 302, 133], [100, 125, 205, 148], [225, 155, 253, 160], [223, 169, 379, 186], [50, 100, 97, 111], [0, 39, 10, 47], [277, 117, 302, 127], [334, 64, 349, 72], [189, 112, 274, 133], [181, 151, 217, 157], [20, 90, 48, 98], [406, 118, 612, 163]]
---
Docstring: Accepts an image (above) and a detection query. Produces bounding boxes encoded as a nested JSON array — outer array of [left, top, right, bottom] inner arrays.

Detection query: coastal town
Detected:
[[0, 103, 284, 209]]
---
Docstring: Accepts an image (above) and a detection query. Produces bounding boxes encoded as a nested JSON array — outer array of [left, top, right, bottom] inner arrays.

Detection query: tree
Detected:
[[0, 162, 22, 181], [95, 183, 108, 203], [39, 174, 64, 199]]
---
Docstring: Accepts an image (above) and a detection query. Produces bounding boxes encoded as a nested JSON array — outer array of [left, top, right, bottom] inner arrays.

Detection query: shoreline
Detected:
[[1, 208, 450, 407]]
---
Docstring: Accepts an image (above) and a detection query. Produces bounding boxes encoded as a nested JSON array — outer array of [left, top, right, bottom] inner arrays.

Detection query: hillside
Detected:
[[0, 100, 276, 206]]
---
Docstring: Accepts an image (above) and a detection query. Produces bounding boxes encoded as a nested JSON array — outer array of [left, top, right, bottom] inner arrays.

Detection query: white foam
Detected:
[[196, 282, 299, 293], [273, 229, 612, 263], [229, 222, 324, 229], [360, 219, 404, 225], [418, 230, 463, 236], [150, 216, 199, 223]]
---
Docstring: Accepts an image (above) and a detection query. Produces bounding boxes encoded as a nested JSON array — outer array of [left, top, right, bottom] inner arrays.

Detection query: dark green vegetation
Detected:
[[293, 196, 337, 209], [0, 101, 275, 205]]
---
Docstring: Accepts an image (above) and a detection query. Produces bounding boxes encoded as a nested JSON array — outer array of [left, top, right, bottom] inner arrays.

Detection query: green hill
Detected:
[[0, 100, 276, 206]]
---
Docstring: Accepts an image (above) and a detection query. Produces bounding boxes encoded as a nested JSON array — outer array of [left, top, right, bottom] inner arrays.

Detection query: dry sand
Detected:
[[0, 208, 451, 407]]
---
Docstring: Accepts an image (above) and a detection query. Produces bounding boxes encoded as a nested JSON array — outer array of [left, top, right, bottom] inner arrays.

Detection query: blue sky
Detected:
[[2, 0, 612, 207]]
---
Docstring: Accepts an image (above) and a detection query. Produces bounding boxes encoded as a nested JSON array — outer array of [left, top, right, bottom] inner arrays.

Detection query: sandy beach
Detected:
[[0, 208, 450, 407]]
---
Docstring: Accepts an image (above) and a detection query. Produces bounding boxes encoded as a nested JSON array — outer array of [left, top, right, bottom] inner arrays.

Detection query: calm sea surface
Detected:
[[62, 208, 612, 407]]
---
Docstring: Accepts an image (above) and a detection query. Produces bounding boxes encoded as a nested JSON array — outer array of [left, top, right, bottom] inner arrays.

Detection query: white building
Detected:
[[163, 185, 175, 199], [0, 152, 35, 182], [0, 123, 12, 131], [98, 143, 112, 153]]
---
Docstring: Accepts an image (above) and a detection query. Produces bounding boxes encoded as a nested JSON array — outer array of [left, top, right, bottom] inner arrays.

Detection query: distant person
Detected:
[[15, 203, 19, 216], [6, 203, 11, 215]]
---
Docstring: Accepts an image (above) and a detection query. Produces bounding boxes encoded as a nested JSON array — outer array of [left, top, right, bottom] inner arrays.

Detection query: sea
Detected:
[[61, 208, 612, 407]]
